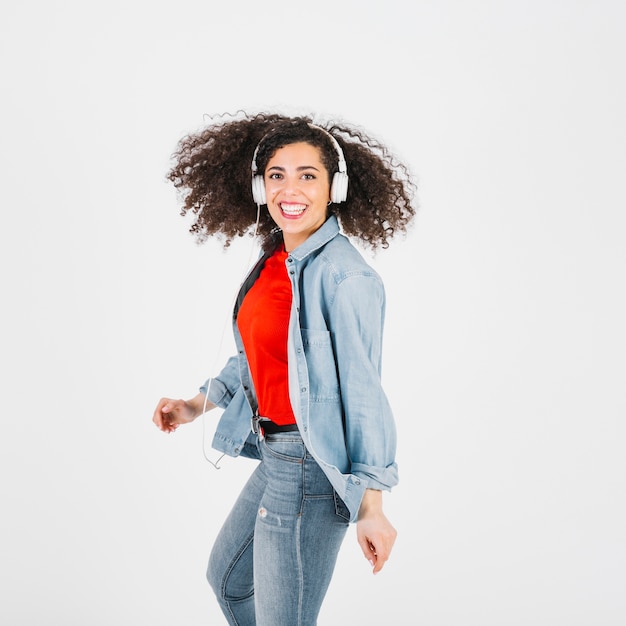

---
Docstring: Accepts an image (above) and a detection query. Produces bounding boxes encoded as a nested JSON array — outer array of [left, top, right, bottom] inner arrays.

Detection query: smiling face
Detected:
[[264, 142, 332, 252]]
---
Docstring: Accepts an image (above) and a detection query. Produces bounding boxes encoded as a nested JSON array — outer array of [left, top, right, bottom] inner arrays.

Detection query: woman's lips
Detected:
[[280, 203, 307, 218]]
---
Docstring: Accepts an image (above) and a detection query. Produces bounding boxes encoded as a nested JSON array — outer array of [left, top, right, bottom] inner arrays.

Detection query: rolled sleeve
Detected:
[[351, 462, 399, 491], [330, 274, 398, 491]]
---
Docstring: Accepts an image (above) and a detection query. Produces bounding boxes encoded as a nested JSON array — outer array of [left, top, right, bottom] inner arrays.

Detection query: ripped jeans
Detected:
[[207, 431, 350, 625]]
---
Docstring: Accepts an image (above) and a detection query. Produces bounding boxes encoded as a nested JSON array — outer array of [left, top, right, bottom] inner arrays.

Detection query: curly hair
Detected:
[[167, 111, 417, 251]]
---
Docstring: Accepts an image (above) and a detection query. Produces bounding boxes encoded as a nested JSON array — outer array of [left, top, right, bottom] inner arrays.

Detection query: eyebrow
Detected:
[[267, 165, 322, 172]]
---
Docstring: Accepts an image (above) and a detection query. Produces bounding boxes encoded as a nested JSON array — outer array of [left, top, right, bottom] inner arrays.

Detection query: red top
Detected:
[[237, 247, 296, 425]]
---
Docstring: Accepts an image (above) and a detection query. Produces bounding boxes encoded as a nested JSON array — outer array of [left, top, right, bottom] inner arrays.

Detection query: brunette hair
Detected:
[[167, 111, 416, 250]]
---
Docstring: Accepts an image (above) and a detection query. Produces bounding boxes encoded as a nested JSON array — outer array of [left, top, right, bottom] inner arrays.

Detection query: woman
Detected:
[[152, 113, 416, 625]]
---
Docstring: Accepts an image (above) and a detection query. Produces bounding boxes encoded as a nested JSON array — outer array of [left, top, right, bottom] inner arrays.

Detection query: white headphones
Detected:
[[251, 124, 349, 206]]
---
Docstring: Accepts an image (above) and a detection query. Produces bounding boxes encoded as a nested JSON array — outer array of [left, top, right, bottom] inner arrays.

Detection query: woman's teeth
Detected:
[[280, 203, 306, 216]]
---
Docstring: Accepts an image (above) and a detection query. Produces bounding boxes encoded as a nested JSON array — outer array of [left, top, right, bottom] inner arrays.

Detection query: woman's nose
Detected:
[[283, 176, 300, 194]]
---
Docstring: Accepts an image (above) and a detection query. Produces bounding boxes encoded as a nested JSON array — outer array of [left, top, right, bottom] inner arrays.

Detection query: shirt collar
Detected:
[[287, 215, 340, 262]]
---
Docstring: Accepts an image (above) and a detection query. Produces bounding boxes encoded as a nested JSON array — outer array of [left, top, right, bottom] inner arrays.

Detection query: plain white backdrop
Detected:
[[1, 1, 624, 624]]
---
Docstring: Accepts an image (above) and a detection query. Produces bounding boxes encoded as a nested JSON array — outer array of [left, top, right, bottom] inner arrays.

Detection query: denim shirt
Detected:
[[201, 215, 398, 522]]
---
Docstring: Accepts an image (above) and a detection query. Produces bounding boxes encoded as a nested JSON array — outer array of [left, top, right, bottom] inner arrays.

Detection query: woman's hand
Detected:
[[152, 392, 213, 433], [356, 489, 397, 575]]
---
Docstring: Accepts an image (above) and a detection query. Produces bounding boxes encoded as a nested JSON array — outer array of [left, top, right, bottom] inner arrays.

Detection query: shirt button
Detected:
[[354, 478, 361, 485], [301, 387, 307, 393]]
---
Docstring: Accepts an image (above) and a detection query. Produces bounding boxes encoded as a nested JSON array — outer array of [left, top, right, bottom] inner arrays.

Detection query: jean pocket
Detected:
[[333, 491, 351, 523], [261, 436, 306, 463]]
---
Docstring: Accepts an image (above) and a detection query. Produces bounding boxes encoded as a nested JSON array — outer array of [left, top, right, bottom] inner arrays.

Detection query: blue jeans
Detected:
[[207, 431, 351, 625]]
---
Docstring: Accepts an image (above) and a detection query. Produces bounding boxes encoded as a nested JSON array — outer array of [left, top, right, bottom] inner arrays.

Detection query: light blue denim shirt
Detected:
[[201, 215, 398, 522]]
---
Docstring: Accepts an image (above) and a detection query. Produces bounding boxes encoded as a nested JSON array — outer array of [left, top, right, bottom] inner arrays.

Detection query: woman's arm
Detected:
[[152, 392, 216, 433], [356, 488, 398, 575]]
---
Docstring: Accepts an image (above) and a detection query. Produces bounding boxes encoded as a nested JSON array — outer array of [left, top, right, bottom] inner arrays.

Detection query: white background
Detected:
[[1, 1, 625, 624]]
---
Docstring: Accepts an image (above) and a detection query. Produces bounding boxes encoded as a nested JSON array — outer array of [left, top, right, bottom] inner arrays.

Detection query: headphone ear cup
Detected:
[[330, 172, 349, 204], [251, 175, 266, 205]]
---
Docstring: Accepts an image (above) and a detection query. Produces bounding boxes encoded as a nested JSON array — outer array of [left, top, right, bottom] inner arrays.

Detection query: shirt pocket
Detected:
[[300, 328, 341, 403]]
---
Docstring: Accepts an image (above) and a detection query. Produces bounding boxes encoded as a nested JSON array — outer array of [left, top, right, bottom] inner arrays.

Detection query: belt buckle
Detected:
[[251, 414, 264, 440]]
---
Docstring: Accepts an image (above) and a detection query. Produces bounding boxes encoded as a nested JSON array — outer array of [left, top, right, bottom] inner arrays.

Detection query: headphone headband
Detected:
[[308, 124, 347, 176]]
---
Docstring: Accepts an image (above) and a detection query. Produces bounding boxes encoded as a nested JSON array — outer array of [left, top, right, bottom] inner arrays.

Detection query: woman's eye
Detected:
[[302, 173, 316, 180], [268, 173, 283, 180]]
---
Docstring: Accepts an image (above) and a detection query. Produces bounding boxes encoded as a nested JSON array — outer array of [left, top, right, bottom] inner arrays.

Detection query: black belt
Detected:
[[255, 418, 299, 435]]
